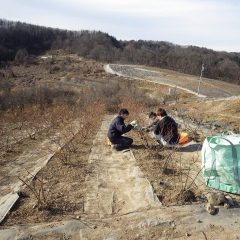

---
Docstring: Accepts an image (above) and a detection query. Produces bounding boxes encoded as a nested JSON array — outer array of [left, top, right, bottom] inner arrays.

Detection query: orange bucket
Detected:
[[179, 132, 189, 145]]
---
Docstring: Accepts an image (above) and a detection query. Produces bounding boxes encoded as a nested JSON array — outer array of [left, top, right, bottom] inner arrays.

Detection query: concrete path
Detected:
[[84, 115, 160, 218]]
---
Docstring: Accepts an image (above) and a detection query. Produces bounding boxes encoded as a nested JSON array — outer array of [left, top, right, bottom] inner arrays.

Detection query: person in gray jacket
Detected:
[[108, 109, 137, 151]]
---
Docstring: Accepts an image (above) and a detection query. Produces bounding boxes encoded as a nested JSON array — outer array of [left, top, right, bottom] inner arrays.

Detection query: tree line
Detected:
[[0, 19, 240, 84]]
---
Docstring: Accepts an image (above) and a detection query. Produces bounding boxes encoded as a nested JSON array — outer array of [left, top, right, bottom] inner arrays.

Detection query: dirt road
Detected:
[[105, 64, 240, 98]]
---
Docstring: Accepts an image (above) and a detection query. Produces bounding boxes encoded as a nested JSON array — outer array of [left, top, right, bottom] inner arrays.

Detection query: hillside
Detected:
[[0, 51, 240, 239], [0, 19, 240, 85]]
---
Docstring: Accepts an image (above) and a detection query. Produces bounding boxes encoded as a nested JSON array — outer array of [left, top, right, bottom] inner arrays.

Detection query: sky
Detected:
[[1, 0, 240, 52]]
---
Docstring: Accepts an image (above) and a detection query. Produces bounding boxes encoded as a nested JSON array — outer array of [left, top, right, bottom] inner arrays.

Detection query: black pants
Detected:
[[109, 136, 133, 151]]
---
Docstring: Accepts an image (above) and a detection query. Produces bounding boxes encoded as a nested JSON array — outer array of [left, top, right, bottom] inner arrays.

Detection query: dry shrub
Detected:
[[159, 152, 202, 205], [128, 104, 203, 205], [18, 173, 53, 210], [50, 101, 105, 166]]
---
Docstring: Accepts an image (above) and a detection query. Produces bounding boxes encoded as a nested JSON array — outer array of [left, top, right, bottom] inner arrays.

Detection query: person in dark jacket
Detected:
[[154, 108, 179, 146], [142, 112, 160, 133], [108, 109, 137, 151]]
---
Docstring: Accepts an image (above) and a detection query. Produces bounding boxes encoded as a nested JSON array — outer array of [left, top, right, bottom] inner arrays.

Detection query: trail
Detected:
[[84, 115, 160, 218]]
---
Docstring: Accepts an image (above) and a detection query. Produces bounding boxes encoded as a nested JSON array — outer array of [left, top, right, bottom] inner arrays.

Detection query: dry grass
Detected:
[[3, 102, 105, 225]]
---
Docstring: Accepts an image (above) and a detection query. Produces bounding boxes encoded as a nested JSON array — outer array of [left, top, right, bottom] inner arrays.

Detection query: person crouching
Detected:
[[142, 112, 160, 134], [154, 108, 179, 146], [108, 108, 137, 151]]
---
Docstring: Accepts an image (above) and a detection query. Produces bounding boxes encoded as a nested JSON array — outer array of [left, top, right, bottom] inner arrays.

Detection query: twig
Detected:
[[202, 231, 208, 240], [186, 166, 204, 191]]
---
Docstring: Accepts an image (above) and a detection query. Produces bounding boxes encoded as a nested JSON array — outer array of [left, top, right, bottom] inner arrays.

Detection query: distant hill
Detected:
[[0, 19, 239, 85]]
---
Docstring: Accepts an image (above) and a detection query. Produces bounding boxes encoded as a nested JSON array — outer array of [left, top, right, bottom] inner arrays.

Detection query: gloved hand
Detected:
[[132, 123, 138, 129], [130, 120, 137, 126]]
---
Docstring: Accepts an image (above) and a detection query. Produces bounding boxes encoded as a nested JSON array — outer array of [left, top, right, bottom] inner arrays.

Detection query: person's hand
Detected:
[[130, 120, 138, 129], [132, 123, 138, 129], [130, 120, 137, 126]]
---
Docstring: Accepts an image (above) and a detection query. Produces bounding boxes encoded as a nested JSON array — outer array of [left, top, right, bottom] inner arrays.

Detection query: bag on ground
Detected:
[[202, 134, 240, 194]]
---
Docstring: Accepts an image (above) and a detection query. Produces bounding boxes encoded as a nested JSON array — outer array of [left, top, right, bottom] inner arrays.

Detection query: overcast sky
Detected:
[[1, 0, 240, 52]]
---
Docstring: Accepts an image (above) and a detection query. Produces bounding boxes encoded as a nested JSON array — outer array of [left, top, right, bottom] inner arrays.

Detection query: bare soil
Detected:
[[130, 130, 205, 206], [176, 98, 240, 132]]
